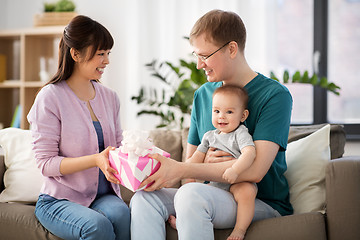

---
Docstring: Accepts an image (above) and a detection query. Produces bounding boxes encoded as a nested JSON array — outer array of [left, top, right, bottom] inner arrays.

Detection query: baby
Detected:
[[169, 84, 257, 240]]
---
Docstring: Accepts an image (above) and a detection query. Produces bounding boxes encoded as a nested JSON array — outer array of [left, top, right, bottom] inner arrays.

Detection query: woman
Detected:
[[27, 15, 130, 240]]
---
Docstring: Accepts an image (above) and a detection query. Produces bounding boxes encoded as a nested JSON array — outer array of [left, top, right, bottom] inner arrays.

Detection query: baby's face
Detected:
[[212, 93, 246, 133]]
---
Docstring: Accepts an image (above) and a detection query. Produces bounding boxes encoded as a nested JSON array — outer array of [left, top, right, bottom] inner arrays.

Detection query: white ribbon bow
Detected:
[[119, 130, 153, 159]]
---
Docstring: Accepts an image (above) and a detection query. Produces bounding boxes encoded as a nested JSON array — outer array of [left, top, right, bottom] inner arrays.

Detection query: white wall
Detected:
[[0, 0, 274, 130]]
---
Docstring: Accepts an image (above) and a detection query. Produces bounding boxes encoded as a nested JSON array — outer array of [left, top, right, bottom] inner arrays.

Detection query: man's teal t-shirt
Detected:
[[188, 73, 293, 216]]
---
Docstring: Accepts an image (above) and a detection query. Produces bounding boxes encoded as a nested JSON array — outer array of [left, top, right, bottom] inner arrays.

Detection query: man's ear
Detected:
[[229, 41, 238, 59], [241, 109, 249, 122], [70, 48, 80, 62]]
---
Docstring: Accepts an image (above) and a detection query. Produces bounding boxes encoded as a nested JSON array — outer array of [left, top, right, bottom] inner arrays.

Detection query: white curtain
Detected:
[[1, 0, 276, 130], [95, 0, 276, 130]]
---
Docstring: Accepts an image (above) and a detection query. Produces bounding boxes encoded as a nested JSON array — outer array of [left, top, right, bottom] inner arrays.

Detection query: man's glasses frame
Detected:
[[192, 41, 231, 62]]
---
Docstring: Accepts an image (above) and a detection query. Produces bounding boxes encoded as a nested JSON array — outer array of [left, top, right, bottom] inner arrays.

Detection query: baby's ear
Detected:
[[241, 109, 249, 122]]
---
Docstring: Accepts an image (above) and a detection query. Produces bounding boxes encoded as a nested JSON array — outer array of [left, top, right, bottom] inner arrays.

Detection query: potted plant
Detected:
[[133, 40, 340, 129], [132, 58, 206, 129], [34, 0, 77, 27], [270, 70, 340, 95]]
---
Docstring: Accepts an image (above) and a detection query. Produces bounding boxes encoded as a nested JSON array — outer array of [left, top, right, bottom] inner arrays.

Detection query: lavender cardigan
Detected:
[[27, 80, 123, 207]]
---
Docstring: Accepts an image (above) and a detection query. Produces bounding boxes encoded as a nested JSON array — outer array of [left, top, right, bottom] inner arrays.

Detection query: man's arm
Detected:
[[141, 140, 279, 191], [185, 143, 197, 160]]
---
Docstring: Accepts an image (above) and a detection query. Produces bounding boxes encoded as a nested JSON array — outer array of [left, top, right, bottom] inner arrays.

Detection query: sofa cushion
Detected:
[[0, 155, 4, 191], [0, 202, 62, 240], [0, 128, 43, 203], [288, 124, 345, 159], [244, 212, 326, 240], [285, 124, 330, 214]]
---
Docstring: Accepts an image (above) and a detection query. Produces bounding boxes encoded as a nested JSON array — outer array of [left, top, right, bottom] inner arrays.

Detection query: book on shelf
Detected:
[[11, 105, 21, 128]]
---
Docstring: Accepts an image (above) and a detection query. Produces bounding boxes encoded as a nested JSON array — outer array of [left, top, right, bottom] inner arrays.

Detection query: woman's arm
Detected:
[[184, 143, 206, 183], [60, 146, 120, 184]]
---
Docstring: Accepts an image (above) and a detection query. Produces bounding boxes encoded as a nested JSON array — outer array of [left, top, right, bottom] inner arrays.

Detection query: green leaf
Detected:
[[283, 70, 289, 83], [302, 71, 310, 83], [292, 71, 301, 82], [270, 71, 279, 81], [310, 74, 319, 85], [320, 77, 328, 88]]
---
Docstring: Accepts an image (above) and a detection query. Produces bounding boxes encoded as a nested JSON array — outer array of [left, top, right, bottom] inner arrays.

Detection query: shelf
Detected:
[[0, 26, 65, 37], [23, 81, 45, 88], [0, 26, 64, 129], [0, 80, 21, 88]]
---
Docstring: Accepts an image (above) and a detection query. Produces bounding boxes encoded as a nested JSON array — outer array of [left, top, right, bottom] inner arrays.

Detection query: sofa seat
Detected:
[[0, 124, 359, 240]]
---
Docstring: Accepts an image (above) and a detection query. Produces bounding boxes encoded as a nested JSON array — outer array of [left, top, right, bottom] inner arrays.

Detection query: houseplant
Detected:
[[270, 70, 340, 95], [132, 58, 206, 129]]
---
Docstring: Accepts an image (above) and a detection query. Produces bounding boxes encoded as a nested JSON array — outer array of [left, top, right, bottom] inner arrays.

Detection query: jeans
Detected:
[[130, 182, 280, 240], [35, 194, 130, 240]]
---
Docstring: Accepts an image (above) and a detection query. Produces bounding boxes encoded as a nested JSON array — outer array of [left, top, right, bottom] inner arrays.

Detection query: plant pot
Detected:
[[33, 12, 77, 27]]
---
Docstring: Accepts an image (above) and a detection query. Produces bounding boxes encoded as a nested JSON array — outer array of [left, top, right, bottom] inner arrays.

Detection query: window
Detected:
[[274, 0, 313, 124], [328, 0, 360, 137], [274, 0, 359, 138]]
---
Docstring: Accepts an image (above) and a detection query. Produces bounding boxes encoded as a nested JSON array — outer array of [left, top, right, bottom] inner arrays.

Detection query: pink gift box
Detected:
[[109, 146, 170, 192]]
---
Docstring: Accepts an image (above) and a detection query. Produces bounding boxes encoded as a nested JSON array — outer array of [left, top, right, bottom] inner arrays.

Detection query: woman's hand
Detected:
[[204, 147, 235, 163], [139, 153, 183, 191], [96, 146, 120, 184]]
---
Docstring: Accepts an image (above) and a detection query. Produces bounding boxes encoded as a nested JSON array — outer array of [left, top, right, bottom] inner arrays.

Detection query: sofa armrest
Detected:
[[326, 156, 360, 240]]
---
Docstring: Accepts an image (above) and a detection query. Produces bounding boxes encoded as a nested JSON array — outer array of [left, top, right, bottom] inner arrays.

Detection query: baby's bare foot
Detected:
[[227, 228, 246, 240], [167, 215, 177, 230]]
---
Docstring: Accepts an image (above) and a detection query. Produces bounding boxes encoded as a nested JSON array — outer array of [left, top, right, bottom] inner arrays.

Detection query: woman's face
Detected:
[[191, 34, 231, 83], [76, 47, 111, 81]]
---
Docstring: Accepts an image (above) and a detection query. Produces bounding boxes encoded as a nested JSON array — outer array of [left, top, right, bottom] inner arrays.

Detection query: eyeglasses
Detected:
[[192, 41, 231, 62]]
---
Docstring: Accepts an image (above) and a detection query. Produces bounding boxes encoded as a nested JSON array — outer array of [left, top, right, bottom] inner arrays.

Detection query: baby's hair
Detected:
[[213, 85, 249, 108]]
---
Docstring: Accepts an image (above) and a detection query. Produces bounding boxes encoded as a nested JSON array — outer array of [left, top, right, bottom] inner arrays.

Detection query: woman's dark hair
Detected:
[[46, 15, 114, 85]]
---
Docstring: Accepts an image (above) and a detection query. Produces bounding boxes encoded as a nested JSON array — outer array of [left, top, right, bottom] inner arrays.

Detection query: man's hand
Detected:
[[139, 153, 183, 191], [204, 147, 235, 163]]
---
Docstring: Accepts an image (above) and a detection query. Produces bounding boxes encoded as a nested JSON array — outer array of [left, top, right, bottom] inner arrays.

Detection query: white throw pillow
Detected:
[[285, 124, 330, 214], [0, 128, 43, 203]]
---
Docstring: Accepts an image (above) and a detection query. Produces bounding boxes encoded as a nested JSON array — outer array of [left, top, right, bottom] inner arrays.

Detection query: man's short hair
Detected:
[[190, 10, 247, 52]]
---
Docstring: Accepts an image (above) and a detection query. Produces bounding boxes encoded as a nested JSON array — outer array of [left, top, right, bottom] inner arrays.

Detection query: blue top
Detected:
[[93, 121, 113, 197], [188, 73, 293, 216]]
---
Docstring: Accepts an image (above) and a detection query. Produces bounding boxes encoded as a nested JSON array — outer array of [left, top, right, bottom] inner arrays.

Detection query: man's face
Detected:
[[191, 34, 230, 83]]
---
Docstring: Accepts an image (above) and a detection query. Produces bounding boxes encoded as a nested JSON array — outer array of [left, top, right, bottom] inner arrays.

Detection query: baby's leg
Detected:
[[227, 182, 257, 240], [168, 215, 177, 229]]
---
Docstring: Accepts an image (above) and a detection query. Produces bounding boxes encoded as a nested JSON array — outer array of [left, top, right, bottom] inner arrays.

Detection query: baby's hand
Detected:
[[222, 167, 239, 184]]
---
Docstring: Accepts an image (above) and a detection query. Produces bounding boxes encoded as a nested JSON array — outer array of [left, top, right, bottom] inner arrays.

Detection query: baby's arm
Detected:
[[222, 145, 256, 184]]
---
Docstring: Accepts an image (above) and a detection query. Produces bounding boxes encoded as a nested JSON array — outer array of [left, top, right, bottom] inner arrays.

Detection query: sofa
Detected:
[[0, 124, 359, 240]]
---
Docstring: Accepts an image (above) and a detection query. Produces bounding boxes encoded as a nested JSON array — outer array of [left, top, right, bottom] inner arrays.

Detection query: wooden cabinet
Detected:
[[0, 26, 64, 129]]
